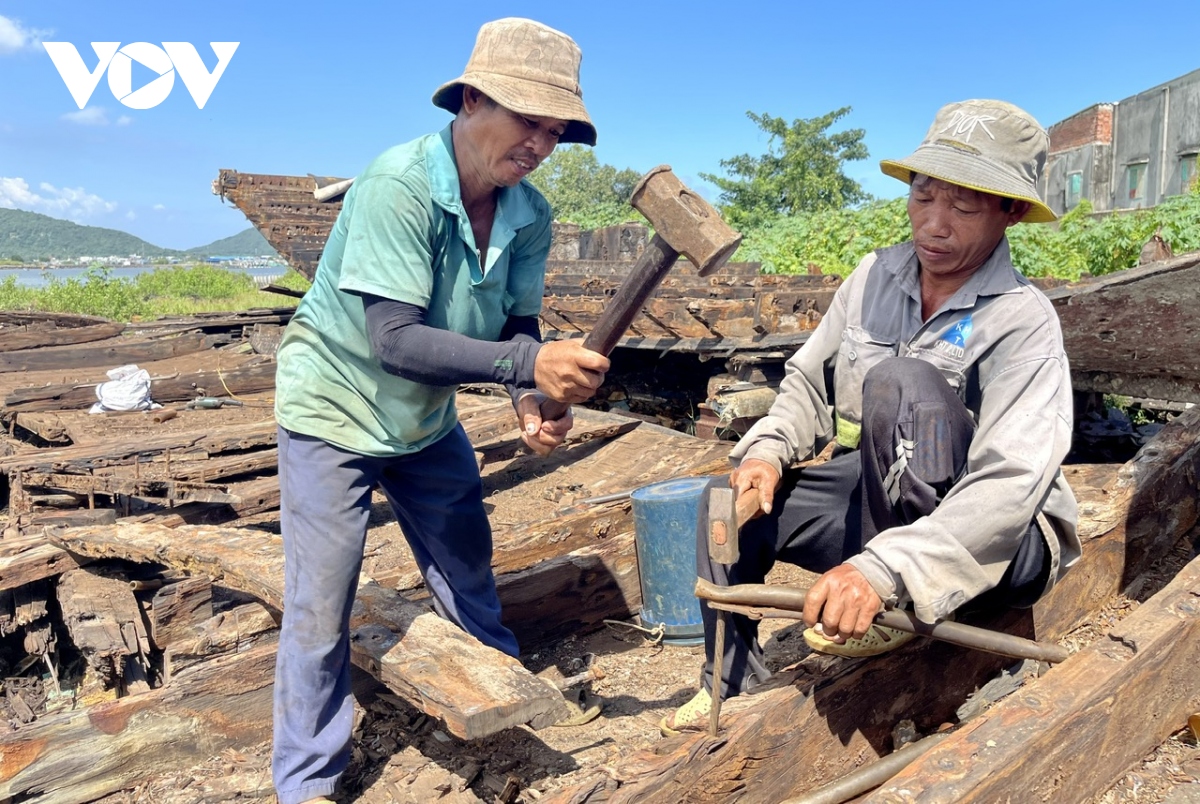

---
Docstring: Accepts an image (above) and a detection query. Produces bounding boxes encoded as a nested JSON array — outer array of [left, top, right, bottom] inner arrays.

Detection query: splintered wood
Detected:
[[56, 569, 152, 694]]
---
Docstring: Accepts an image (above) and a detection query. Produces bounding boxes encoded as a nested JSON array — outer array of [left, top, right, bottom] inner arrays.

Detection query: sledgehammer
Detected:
[[539, 166, 742, 422]]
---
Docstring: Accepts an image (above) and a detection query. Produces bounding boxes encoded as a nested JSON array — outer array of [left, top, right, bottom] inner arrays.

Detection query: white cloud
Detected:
[[62, 107, 109, 126], [152, 203, 166, 211], [116, 115, 133, 126], [125, 210, 137, 221], [0, 15, 50, 55], [0, 177, 118, 220]]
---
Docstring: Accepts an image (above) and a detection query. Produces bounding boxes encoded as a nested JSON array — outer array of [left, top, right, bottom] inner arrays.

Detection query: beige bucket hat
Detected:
[[432, 18, 596, 146], [880, 99, 1056, 223]]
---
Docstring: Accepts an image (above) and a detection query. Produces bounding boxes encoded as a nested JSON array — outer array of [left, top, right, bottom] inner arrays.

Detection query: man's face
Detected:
[[466, 93, 567, 188], [907, 175, 1025, 281]]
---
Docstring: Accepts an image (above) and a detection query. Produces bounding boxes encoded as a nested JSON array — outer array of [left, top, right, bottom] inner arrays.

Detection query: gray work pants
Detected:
[[271, 425, 517, 804], [698, 357, 1048, 698]]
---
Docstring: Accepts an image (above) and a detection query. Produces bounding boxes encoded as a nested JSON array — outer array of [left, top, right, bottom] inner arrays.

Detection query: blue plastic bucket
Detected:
[[631, 477, 710, 646]]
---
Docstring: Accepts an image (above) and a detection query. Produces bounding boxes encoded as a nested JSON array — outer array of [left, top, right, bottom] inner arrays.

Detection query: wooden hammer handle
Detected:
[[734, 490, 761, 528], [540, 235, 679, 422]]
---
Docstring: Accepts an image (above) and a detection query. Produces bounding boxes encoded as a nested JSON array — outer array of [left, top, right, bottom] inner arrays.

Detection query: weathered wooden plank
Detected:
[[544, 297, 765, 340], [547, 259, 763, 279], [22, 472, 239, 504], [543, 330, 812, 355], [164, 601, 277, 676], [19, 508, 117, 531], [224, 474, 279, 516], [45, 521, 566, 740], [0, 420, 276, 475], [540, 410, 1200, 804], [0, 640, 277, 803], [12, 413, 73, 444], [0, 320, 127, 353], [499, 529, 640, 646], [475, 419, 642, 465], [152, 447, 278, 483], [3, 579, 50, 633], [0, 541, 80, 592], [0, 333, 209, 373], [3, 361, 277, 413], [56, 568, 151, 690], [349, 583, 571, 737], [1048, 252, 1200, 401], [149, 576, 214, 649], [867, 552, 1200, 803], [374, 429, 730, 594], [544, 281, 760, 302], [128, 308, 295, 336]]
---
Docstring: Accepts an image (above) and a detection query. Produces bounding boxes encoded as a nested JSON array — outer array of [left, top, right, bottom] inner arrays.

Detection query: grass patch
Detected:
[[0, 264, 307, 320]]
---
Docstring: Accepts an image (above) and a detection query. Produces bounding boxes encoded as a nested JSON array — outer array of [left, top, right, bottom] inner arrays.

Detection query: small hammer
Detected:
[[539, 166, 742, 422], [704, 486, 759, 736]]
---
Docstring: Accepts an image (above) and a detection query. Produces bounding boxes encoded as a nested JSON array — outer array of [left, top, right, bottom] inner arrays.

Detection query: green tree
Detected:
[[703, 107, 871, 229], [530, 145, 642, 229]]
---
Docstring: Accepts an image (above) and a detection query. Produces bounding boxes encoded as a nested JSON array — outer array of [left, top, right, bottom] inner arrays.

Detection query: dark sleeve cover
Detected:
[[362, 294, 541, 389]]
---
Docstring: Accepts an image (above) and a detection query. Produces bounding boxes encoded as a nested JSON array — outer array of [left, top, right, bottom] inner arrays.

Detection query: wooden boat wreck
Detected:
[[0, 299, 1197, 802]]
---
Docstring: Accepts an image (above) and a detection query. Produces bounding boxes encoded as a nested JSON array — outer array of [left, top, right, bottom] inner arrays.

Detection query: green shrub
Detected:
[[735, 182, 1200, 280], [736, 198, 910, 276], [134, 264, 257, 300]]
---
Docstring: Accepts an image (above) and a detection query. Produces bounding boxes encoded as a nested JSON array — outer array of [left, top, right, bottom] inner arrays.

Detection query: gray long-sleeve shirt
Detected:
[[730, 238, 1081, 622]]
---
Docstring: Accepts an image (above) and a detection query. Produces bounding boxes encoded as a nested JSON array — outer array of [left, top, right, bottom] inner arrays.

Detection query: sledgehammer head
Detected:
[[631, 166, 742, 277], [707, 487, 740, 565]]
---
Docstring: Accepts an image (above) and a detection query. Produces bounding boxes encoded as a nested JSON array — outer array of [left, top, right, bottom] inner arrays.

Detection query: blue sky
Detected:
[[1, 1, 1197, 250]]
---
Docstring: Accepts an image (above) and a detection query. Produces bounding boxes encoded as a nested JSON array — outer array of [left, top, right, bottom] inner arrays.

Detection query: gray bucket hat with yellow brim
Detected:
[[880, 99, 1056, 223], [432, 18, 596, 147]]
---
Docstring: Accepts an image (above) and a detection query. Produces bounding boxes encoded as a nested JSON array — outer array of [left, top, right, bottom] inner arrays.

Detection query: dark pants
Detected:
[[272, 425, 517, 804], [698, 358, 1048, 698]]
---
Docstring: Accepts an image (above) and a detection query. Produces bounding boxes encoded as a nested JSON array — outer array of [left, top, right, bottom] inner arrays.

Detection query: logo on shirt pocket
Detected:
[[934, 314, 973, 360]]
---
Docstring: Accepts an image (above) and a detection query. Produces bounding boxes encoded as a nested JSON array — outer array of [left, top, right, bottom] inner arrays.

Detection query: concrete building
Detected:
[[1044, 68, 1200, 216]]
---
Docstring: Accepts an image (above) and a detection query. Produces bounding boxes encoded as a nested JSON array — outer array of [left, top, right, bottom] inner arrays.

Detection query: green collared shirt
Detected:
[[275, 124, 552, 456]]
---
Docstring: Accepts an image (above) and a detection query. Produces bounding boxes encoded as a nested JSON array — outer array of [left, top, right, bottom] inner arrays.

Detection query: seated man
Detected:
[[663, 99, 1082, 735]]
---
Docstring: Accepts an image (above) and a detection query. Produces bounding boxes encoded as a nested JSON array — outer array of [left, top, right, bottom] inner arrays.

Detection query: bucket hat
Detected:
[[880, 99, 1055, 223], [432, 18, 596, 146]]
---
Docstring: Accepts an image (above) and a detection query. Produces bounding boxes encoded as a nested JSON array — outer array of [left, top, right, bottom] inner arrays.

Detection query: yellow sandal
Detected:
[[659, 687, 712, 737], [803, 622, 916, 658]]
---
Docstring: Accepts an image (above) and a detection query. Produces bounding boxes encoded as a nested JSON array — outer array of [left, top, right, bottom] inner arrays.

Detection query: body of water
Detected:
[[0, 264, 288, 289]]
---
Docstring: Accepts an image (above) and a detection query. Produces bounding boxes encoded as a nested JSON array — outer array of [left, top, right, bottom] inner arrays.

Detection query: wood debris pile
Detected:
[[0, 307, 738, 801]]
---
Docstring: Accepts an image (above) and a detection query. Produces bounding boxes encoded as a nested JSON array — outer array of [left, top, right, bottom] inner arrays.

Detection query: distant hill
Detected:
[[0, 208, 177, 261], [186, 227, 277, 258], [0, 207, 278, 261]]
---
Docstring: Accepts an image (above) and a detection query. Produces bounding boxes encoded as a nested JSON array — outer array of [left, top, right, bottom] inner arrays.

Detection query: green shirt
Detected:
[[275, 124, 552, 456]]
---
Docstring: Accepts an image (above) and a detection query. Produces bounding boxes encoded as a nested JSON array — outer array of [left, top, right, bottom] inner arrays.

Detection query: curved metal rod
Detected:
[[778, 731, 950, 804], [694, 578, 1069, 664]]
